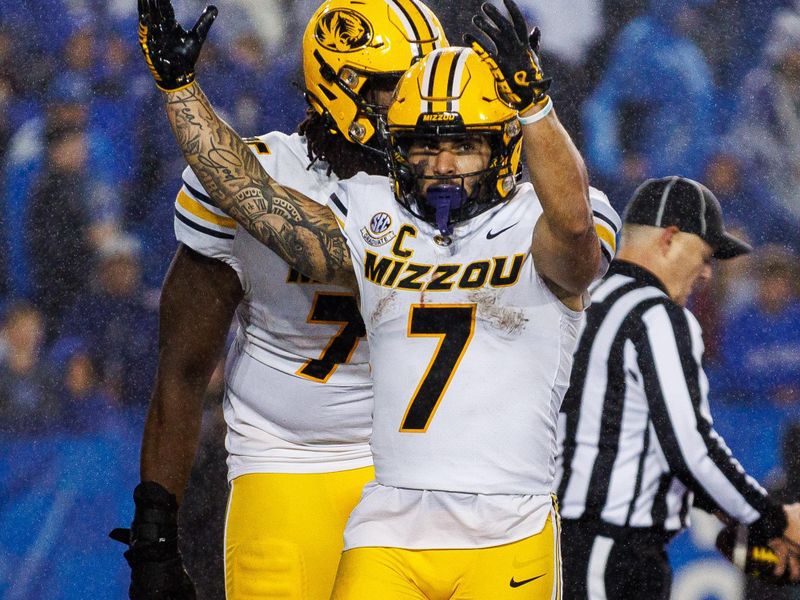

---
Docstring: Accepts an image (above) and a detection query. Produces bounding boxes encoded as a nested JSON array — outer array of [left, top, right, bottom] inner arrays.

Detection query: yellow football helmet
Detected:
[[386, 46, 523, 232], [302, 0, 448, 145]]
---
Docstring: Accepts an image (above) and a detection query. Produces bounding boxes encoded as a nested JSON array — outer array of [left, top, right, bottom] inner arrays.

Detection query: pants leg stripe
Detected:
[[223, 478, 235, 600], [551, 502, 562, 600]]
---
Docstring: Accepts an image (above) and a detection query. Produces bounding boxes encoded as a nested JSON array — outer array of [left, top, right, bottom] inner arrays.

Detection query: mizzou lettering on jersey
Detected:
[[363, 250, 525, 291]]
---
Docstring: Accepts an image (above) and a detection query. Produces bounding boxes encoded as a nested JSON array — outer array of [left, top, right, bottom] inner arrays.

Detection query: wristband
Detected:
[[749, 501, 788, 544], [518, 96, 553, 126]]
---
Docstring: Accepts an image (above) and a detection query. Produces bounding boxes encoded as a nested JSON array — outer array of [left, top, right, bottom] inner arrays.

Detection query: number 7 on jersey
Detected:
[[400, 304, 476, 432]]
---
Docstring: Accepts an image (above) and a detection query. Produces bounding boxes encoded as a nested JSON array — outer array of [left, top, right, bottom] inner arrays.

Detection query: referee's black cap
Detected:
[[623, 176, 752, 260]]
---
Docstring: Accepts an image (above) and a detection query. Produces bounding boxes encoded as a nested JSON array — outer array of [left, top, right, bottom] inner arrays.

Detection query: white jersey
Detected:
[[174, 131, 373, 478], [588, 187, 621, 279], [327, 176, 610, 548]]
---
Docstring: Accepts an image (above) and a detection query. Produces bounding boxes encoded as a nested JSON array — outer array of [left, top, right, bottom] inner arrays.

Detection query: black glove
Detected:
[[110, 482, 196, 599], [137, 0, 218, 91], [716, 523, 797, 586], [464, 0, 551, 113]]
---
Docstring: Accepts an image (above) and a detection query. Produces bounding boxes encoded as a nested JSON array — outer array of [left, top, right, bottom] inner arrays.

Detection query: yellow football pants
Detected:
[[331, 512, 562, 599], [224, 467, 374, 600]]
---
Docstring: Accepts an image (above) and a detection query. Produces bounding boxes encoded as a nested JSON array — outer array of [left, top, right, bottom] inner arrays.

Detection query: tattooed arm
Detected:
[[165, 83, 355, 288], [137, 0, 354, 288]]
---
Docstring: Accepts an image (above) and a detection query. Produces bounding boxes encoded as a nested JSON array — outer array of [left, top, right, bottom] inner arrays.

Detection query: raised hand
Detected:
[[464, 0, 550, 113], [137, 0, 217, 91]]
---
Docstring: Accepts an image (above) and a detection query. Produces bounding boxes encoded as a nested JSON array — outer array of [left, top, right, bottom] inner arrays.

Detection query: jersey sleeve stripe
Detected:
[[181, 181, 232, 218], [183, 179, 219, 207], [175, 209, 235, 240], [599, 244, 612, 266], [177, 189, 237, 228], [329, 192, 348, 218], [594, 222, 617, 255], [593, 210, 619, 232]]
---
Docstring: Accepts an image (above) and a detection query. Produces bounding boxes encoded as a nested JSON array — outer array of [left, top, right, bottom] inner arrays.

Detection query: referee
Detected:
[[556, 176, 800, 599]]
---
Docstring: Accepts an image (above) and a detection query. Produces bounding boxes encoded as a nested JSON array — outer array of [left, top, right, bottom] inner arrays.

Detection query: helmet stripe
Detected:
[[394, 0, 438, 40], [409, 0, 443, 56], [420, 49, 469, 113], [387, 0, 425, 59], [405, 0, 439, 40], [431, 50, 457, 113], [420, 50, 441, 113], [448, 48, 470, 113], [445, 52, 458, 112]]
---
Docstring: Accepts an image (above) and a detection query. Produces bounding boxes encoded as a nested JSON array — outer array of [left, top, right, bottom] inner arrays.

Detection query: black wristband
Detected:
[[134, 481, 179, 510], [749, 501, 787, 544], [130, 482, 180, 552]]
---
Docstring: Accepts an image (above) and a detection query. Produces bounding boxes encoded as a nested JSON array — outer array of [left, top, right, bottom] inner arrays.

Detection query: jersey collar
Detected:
[[607, 260, 669, 295]]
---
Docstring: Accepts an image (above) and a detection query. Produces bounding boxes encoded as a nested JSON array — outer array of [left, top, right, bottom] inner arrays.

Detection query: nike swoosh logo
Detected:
[[486, 222, 519, 239], [509, 574, 546, 588]]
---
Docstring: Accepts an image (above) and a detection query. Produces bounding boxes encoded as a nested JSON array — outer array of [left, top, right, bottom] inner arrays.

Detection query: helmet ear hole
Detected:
[[340, 68, 360, 89], [349, 122, 367, 141]]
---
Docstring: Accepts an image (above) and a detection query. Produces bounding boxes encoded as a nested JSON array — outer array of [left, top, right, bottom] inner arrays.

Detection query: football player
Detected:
[[325, 43, 616, 599], [113, 1, 447, 599], [136, 0, 620, 596]]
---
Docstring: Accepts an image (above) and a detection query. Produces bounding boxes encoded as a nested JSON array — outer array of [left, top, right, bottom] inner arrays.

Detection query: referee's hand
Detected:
[[778, 503, 800, 581]]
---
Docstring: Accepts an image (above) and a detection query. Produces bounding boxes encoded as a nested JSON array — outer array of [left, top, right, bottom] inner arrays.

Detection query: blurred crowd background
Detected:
[[1, 0, 800, 598]]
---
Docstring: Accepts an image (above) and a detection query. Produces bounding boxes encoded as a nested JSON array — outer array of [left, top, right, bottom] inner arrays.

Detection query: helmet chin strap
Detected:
[[427, 184, 466, 236]]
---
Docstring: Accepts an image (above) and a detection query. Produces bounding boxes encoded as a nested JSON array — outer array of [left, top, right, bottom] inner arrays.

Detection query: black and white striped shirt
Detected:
[[555, 260, 783, 535]]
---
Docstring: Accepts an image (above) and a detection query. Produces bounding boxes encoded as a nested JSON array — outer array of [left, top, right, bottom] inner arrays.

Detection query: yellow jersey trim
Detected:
[[177, 189, 237, 229]]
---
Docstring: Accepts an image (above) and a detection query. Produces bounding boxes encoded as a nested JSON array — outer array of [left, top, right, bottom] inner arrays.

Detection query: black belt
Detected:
[[561, 518, 677, 548]]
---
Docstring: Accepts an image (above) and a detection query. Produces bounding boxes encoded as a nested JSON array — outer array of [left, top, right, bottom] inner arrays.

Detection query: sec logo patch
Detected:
[[361, 212, 396, 247]]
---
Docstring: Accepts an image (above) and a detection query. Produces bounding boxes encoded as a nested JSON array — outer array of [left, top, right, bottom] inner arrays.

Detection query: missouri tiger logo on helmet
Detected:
[[315, 9, 372, 52], [386, 46, 523, 232], [303, 0, 448, 146]]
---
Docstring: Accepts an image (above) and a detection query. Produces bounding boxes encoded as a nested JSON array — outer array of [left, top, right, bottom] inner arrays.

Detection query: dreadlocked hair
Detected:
[[297, 109, 388, 179]]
